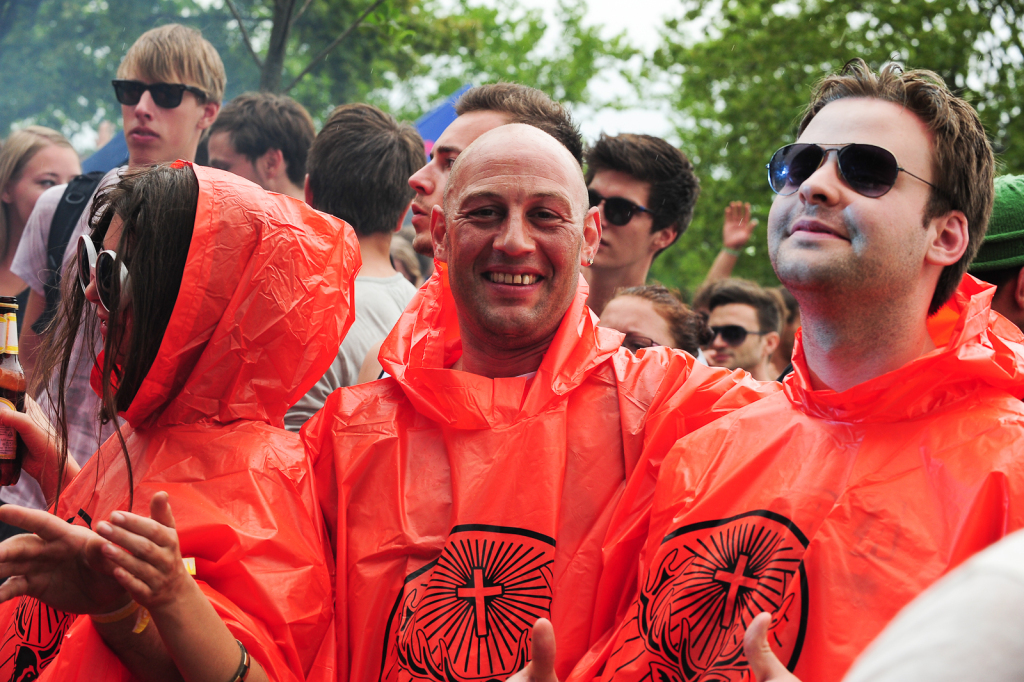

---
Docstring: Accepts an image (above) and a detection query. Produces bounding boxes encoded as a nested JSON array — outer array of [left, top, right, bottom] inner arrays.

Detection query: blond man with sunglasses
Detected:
[[6, 24, 223, 513]]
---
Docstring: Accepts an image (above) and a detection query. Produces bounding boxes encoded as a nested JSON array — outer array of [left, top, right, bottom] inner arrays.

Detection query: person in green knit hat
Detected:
[[970, 175, 1024, 330]]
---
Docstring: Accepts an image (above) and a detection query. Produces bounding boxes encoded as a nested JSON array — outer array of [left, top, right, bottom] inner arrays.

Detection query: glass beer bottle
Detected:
[[0, 297, 26, 486]]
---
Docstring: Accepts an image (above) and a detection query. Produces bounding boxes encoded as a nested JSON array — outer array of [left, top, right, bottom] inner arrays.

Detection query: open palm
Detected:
[[0, 505, 128, 615]]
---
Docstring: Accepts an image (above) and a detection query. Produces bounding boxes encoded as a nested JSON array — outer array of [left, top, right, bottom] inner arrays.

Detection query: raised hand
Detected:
[[723, 201, 759, 251], [507, 618, 558, 682], [95, 491, 193, 614], [0, 504, 128, 615], [744, 612, 801, 682]]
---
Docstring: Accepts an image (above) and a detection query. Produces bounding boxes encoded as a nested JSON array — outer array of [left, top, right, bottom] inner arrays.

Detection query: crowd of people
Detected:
[[0, 19, 1022, 682]]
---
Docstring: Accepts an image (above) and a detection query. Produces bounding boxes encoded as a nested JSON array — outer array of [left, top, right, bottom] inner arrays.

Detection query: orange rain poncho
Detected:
[[0, 163, 360, 682], [302, 265, 776, 681], [571, 276, 1024, 682]]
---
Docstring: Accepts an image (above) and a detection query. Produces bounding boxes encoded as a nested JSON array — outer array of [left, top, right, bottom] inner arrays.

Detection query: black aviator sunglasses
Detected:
[[112, 79, 208, 109], [766, 143, 939, 198], [588, 189, 653, 226], [701, 325, 768, 348]]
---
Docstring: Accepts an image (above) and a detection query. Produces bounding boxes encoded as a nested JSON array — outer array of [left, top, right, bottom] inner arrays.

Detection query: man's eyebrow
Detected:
[[459, 189, 573, 205], [433, 145, 460, 157]]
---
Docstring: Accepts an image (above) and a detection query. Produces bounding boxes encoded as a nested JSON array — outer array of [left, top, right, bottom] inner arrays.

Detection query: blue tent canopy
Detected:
[[414, 84, 472, 154]]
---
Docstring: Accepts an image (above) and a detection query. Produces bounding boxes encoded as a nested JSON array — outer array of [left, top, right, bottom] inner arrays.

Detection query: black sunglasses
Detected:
[[77, 235, 130, 313], [112, 79, 207, 109], [766, 143, 939, 198], [622, 332, 661, 353], [702, 325, 768, 348], [588, 189, 653, 226]]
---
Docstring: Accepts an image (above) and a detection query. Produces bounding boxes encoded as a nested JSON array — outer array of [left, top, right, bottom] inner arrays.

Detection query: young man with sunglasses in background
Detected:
[[4, 24, 223, 514], [697, 278, 782, 381], [513, 60, 1024, 682], [583, 133, 700, 316]]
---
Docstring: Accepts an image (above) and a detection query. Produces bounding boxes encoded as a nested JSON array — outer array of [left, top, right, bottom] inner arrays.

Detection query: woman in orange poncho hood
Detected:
[[0, 161, 359, 682]]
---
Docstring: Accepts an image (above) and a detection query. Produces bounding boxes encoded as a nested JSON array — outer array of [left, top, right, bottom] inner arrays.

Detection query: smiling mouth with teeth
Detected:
[[487, 272, 540, 286]]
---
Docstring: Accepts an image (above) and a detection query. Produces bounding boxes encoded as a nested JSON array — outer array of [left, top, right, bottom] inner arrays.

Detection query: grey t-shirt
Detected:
[[5, 168, 121, 509], [284, 272, 417, 432], [844, 528, 1024, 682]]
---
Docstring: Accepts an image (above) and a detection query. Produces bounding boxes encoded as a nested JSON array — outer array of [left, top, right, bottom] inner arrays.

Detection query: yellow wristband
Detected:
[[91, 600, 139, 624]]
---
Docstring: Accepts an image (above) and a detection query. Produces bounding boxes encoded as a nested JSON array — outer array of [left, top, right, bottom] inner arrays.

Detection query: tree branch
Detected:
[[282, 0, 387, 93], [291, 0, 315, 26], [225, 0, 264, 69]]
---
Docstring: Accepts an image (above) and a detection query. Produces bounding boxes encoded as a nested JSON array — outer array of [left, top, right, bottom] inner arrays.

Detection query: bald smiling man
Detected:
[[301, 124, 778, 680]]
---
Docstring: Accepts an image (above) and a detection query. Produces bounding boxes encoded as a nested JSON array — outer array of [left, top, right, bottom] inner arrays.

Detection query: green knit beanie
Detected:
[[970, 175, 1024, 272]]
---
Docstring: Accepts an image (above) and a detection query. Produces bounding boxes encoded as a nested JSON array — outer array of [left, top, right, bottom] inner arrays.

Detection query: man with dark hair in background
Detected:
[[407, 82, 582, 257], [285, 103, 424, 430], [697, 278, 782, 381], [584, 133, 700, 315], [207, 92, 314, 200], [969, 175, 1024, 332]]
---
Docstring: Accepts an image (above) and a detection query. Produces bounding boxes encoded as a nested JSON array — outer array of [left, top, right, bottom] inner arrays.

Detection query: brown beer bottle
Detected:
[[0, 297, 26, 486]]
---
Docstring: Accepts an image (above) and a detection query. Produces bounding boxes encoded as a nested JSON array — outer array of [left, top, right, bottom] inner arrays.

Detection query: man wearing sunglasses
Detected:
[[583, 133, 700, 316], [536, 60, 1024, 682], [5, 24, 224, 514], [699, 278, 782, 381]]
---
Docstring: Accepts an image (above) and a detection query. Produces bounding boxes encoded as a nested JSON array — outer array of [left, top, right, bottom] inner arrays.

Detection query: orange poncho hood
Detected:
[[0, 163, 360, 682], [119, 162, 360, 429], [577, 275, 1024, 682]]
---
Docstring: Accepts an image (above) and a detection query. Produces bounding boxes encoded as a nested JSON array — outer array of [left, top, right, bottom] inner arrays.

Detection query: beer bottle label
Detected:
[[0, 398, 16, 460], [4, 312, 16, 355]]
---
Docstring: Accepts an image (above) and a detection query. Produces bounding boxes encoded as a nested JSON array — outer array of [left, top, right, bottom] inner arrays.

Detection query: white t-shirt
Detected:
[[5, 168, 122, 509], [284, 272, 417, 432], [844, 528, 1024, 682]]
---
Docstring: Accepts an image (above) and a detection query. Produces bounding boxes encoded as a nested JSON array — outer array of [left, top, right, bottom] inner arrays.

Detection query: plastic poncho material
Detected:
[[573, 275, 1024, 682], [0, 163, 361, 682], [302, 264, 776, 682]]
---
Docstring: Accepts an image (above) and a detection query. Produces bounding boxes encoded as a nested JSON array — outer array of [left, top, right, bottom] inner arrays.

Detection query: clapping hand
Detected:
[[0, 504, 129, 615]]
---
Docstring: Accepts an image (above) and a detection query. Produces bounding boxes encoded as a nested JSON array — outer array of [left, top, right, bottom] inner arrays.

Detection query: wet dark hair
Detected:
[[35, 163, 197, 510], [307, 103, 424, 237], [584, 133, 701, 257], [455, 83, 584, 165], [612, 285, 712, 355]]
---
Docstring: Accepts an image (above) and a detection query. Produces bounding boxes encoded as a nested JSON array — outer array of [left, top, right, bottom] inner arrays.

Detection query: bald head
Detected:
[[444, 123, 588, 222]]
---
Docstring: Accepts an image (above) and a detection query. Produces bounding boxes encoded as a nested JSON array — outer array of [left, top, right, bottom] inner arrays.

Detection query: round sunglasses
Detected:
[[766, 143, 939, 198], [701, 325, 768, 348], [77, 235, 130, 313], [588, 189, 653, 226], [112, 79, 208, 109]]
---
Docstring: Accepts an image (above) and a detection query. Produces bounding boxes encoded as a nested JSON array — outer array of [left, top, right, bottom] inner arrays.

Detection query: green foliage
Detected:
[[0, 0, 635, 140], [647, 0, 1024, 294]]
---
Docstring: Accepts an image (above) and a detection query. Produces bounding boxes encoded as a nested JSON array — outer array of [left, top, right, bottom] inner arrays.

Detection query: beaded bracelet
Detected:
[[227, 639, 251, 682]]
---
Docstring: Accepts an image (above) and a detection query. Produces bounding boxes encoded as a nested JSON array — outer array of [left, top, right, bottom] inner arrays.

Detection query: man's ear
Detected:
[[304, 175, 314, 207], [762, 330, 781, 359], [197, 101, 221, 132], [581, 206, 601, 266], [430, 205, 449, 263], [396, 202, 411, 233], [1013, 266, 1024, 313], [257, 148, 286, 182], [925, 210, 969, 267], [650, 224, 679, 254]]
